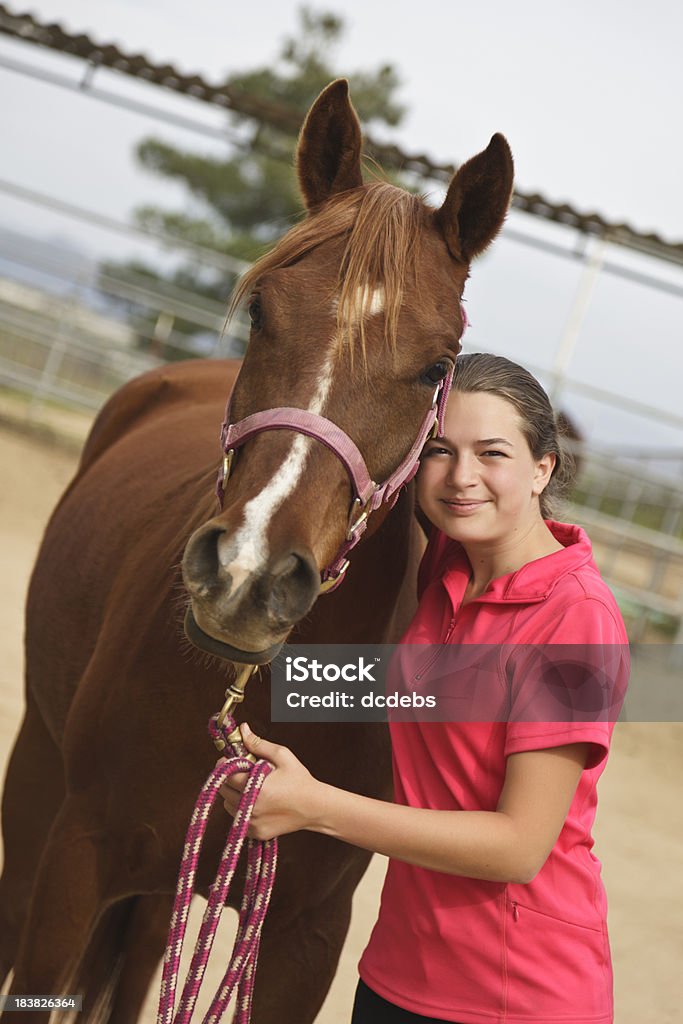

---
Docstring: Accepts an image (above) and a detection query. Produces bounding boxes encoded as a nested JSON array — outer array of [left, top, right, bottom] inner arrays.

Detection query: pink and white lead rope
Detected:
[[157, 714, 278, 1024]]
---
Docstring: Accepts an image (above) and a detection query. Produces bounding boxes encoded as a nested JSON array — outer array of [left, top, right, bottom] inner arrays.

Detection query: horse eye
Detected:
[[248, 296, 262, 330], [422, 361, 450, 386]]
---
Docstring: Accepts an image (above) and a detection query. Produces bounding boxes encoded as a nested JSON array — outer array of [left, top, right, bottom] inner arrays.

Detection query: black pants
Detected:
[[351, 979, 461, 1023]]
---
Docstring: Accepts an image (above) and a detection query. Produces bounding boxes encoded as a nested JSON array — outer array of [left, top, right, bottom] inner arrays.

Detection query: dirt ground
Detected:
[[1, 424, 681, 1023]]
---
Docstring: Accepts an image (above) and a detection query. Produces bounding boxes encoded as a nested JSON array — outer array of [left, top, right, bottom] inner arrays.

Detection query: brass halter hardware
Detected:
[[346, 497, 369, 541], [427, 412, 440, 441], [318, 559, 349, 593], [214, 663, 258, 757], [317, 496, 370, 594], [222, 449, 235, 489]]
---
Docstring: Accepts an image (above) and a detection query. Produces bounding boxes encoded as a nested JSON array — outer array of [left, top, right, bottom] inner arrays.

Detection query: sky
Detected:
[[0, 0, 682, 453], [3, 0, 683, 239]]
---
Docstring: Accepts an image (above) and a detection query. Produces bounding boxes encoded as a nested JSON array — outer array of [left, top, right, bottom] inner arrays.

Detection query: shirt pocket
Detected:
[[504, 892, 612, 1020]]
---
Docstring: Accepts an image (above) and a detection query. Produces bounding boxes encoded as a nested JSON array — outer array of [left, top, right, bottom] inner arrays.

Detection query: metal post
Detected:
[[27, 270, 89, 422], [550, 234, 609, 406]]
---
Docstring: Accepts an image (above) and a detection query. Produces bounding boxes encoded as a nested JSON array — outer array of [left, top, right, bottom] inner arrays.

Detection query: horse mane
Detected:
[[227, 182, 425, 359]]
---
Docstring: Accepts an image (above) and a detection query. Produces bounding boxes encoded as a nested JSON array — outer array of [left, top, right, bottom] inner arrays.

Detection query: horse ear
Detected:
[[297, 79, 364, 210], [435, 134, 514, 263]]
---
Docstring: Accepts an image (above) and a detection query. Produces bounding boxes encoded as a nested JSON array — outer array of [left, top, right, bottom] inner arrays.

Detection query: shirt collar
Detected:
[[441, 521, 594, 605]]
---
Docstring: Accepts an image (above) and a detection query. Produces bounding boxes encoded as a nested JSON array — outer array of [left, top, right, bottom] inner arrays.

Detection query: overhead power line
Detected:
[[1, 3, 682, 268]]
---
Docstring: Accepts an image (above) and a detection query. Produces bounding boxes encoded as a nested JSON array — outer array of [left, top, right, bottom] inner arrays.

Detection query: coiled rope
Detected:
[[157, 713, 278, 1024]]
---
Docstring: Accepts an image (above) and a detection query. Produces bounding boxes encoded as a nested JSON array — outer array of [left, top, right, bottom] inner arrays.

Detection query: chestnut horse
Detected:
[[0, 81, 513, 1022]]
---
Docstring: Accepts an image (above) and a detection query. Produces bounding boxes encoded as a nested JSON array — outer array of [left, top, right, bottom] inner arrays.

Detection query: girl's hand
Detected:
[[218, 723, 324, 841]]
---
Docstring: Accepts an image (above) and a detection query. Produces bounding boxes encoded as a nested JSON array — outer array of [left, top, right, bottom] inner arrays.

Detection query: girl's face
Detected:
[[416, 391, 555, 546]]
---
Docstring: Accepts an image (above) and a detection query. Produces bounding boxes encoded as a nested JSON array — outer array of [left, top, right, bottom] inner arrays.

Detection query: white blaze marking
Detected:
[[217, 353, 335, 593], [365, 285, 385, 317], [333, 284, 385, 325], [218, 283, 384, 595]]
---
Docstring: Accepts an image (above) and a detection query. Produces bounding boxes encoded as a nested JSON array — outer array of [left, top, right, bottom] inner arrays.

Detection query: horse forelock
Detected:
[[227, 182, 426, 361]]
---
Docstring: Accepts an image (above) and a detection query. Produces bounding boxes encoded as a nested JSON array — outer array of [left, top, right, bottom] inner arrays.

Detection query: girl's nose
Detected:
[[446, 453, 478, 489]]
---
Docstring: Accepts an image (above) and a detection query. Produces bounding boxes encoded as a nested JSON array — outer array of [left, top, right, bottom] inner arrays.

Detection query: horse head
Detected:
[[182, 79, 513, 661]]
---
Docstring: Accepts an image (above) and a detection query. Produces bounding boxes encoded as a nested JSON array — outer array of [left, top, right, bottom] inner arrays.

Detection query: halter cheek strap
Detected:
[[215, 305, 466, 591]]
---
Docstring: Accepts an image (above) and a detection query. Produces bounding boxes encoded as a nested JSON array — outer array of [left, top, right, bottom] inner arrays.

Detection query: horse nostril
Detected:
[[266, 551, 319, 626], [182, 526, 225, 594]]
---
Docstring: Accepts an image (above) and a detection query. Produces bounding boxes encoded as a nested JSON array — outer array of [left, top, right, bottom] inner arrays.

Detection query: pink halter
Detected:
[[216, 306, 467, 592]]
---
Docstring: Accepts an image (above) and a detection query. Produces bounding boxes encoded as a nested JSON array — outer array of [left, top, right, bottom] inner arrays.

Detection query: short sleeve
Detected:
[[504, 599, 630, 770], [505, 722, 613, 771]]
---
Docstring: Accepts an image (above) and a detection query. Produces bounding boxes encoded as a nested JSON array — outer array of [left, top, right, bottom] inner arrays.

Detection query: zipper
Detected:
[[414, 615, 456, 680], [511, 901, 519, 923]]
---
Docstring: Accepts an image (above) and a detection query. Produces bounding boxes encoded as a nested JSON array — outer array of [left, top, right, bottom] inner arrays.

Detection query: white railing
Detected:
[[0, 183, 681, 662]]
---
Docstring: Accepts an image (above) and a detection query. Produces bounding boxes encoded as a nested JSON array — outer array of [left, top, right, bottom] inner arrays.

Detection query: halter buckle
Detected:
[[346, 497, 370, 541], [319, 559, 350, 593]]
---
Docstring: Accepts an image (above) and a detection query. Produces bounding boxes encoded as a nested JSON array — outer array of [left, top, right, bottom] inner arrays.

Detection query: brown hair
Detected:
[[228, 181, 424, 360], [450, 353, 575, 519]]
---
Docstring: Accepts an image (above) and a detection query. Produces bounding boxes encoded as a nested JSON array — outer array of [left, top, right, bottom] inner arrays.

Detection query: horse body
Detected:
[[0, 81, 513, 1021], [2, 359, 412, 1021]]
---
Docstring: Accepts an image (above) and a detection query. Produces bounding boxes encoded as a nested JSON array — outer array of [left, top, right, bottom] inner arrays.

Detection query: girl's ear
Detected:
[[532, 452, 557, 495]]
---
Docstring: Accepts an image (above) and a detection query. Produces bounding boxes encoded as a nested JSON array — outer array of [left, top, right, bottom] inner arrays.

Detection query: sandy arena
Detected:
[[1, 424, 681, 1023]]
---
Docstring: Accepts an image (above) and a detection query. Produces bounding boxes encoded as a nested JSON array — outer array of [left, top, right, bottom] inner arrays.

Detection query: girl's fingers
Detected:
[[239, 722, 286, 764], [220, 771, 249, 793]]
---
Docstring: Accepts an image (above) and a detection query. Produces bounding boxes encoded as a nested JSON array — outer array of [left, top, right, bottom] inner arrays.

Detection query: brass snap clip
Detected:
[[214, 663, 258, 758]]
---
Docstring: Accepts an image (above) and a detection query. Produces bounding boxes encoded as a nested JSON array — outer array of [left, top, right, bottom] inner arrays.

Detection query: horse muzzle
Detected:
[[183, 606, 284, 665], [182, 522, 320, 663]]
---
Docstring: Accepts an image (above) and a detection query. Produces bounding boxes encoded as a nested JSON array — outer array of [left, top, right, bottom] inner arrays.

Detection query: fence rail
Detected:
[[0, 193, 681, 662]]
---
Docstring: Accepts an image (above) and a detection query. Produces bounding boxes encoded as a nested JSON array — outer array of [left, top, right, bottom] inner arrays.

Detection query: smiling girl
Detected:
[[221, 353, 629, 1024]]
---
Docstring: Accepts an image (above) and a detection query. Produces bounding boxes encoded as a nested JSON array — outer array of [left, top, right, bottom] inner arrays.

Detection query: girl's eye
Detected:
[[421, 361, 451, 386], [482, 450, 506, 458], [422, 445, 450, 458], [247, 296, 262, 330]]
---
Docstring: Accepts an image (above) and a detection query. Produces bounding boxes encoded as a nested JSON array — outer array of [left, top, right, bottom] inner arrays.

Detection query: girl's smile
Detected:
[[440, 497, 491, 515]]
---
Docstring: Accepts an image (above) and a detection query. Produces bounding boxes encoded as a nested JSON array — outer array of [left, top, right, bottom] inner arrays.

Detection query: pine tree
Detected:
[[103, 8, 405, 357]]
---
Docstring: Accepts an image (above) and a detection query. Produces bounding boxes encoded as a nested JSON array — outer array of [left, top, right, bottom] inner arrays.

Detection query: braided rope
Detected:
[[157, 714, 278, 1024]]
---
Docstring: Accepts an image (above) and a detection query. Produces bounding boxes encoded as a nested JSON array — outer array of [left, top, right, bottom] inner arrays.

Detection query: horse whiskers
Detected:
[[175, 625, 234, 678]]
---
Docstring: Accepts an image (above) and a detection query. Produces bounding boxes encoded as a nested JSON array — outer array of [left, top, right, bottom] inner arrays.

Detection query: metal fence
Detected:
[[1, 208, 682, 661], [0, 197, 250, 432], [567, 448, 683, 651], [0, 32, 681, 659]]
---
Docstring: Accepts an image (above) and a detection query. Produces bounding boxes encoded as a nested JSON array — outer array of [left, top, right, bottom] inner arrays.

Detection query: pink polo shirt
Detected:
[[359, 521, 629, 1024]]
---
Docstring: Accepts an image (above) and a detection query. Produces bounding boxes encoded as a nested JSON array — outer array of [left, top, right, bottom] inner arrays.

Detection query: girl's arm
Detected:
[[220, 724, 588, 884]]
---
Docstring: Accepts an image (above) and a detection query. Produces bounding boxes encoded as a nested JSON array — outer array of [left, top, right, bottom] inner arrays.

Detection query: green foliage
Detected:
[[102, 7, 406, 355], [135, 6, 404, 253]]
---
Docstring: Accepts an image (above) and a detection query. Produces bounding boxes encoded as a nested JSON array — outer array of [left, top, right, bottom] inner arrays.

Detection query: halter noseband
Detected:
[[215, 306, 467, 593]]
